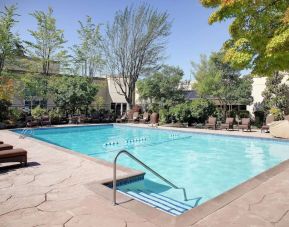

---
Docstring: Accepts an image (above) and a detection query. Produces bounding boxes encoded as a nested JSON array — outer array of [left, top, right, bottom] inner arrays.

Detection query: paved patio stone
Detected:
[[1, 125, 289, 227]]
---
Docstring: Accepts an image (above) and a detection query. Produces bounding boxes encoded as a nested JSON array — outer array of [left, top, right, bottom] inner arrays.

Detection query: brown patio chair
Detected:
[[26, 116, 38, 128], [220, 118, 234, 130], [0, 144, 13, 151], [116, 113, 127, 123], [261, 115, 274, 133], [41, 115, 51, 126], [140, 112, 150, 124], [128, 112, 139, 123], [205, 117, 217, 130], [0, 148, 27, 166], [238, 118, 251, 131], [150, 113, 159, 127]]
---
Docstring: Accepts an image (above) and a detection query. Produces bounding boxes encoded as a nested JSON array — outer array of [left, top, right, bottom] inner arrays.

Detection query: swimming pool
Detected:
[[14, 125, 289, 215]]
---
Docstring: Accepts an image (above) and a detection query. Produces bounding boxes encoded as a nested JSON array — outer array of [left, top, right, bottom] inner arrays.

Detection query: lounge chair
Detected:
[[128, 112, 139, 123], [116, 113, 127, 123], [26, 116, 38, 127], [41, 115, 51, 126], [205, 117, 217, 130], [0, 148, 27, 166], [220, 118, 234, 130], [261, 115, 274, 133], [0, 144, 13, 151], [238, 118, 251, 131], [150, 113, 159, 127], [285, 115, 289, 121], [140, 112, 150, 124]]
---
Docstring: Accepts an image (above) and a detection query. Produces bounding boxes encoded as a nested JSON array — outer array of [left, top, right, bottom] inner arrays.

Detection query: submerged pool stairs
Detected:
[[119, 189, 192, 216]]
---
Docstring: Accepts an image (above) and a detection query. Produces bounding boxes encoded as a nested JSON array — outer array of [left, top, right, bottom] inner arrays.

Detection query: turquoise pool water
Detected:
[[15, 125, 289, 207]]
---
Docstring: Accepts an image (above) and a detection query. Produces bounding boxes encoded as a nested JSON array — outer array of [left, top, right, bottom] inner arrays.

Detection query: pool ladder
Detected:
[[19, 128, 34, 139], [113, 150, 188, 205]]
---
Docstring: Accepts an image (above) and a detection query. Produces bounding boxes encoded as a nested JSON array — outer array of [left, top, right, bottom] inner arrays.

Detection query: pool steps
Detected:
[[119, 189, 192, 216]]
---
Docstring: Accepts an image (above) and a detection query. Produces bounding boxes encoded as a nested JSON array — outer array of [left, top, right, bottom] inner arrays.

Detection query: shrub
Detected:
[[270, 107, 284, 121], [0, 99, 11, 122], [170, 103, 191, 123], [9, 108, 23, 122], [159, 108, 172, 125], [31, 105, 47, 119], [190, 99, 216, 123]]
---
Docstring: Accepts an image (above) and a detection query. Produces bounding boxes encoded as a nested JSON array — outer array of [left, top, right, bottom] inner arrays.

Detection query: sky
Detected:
[[1, 0, 231, 80]]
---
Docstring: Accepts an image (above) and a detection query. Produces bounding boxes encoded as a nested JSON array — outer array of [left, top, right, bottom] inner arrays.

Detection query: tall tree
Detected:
[[72, 16, 104, 77], [192, 53, 253, 117], [200, 0, 289, 75], [0, 5, 20, 76], [102, 4, 171, 109], [25, 7, 67, 75], [137, 65, 184, 106]]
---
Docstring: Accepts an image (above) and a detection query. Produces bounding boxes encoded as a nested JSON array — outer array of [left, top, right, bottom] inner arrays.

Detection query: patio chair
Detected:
[[150, 113, 159, 127], [285, 115, 289, 121], [116, 113, 127, 123], [26, 116, 38, 128], [128, 112, 139, 123], [0, 148, 27, 166], [140, 112, 150, 124], [238, 118, 251, 131], [261, 115, 274, 133], [41, 115, 51, 126], [220, 118, 234, 130], [91, 113, 101, 123], [205, 117, 217, 130], [0, 144, 13, 151]]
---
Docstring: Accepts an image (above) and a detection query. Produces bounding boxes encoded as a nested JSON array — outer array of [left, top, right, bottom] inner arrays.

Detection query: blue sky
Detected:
[[2, 0, 231, 79]]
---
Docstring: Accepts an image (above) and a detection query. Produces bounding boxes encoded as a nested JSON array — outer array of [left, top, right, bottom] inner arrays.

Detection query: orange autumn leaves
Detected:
[[0, 77, 14, 101]]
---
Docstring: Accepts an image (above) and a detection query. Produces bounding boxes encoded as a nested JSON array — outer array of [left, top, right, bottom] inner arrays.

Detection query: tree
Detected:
[[200, 0, 289, 75], [0, 5, 21, 76], [192, 52, 253, 117], [48, 76, 98, 115], [262, 72, 289, 117], [137, 65, 184, 106], [102, 4, 171, 109], [18, 74, 48, 110], [25, 7, 67, 75], [72, 16, 104, 77]]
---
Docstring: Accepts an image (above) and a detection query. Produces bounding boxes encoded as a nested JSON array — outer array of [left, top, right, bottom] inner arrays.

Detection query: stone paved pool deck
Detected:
[[1, 124, 289, 227]]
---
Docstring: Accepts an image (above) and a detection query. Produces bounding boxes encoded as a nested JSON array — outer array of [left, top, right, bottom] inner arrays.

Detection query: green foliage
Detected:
[[9, 108, 23, 122], [192, 52, 253, 118], [48, 76, 98, 115], [103, 3, 171, 108], [262, 72, 289, 115], [25, 7, 67, 75], [190, 99, 216, 123], [137, 65, 184, 106], [0, 5, 21, 76], [158, 108, 171, 125], [270, 107, 284, 121], [31, 105, 46, 119], [170, 102, 191, 123], [72, 16, 104, 77], [200, 0, 289, 75], [0, 99, 11, 122]]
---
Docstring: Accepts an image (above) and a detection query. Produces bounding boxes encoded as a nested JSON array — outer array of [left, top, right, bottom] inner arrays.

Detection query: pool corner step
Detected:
[[121, 189, 192, 216]]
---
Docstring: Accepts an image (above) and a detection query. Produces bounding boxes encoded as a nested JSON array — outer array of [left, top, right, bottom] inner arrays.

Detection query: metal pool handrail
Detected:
[[113, 149, 188, 205]]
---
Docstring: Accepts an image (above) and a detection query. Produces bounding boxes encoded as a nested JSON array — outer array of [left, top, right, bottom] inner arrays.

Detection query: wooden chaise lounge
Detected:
[[238, 118, 251, 131], [220, 118, 234, 130], [0, 144, 13, 151], [0, 149, 27, 166], [261, 115, 274, 133], [205, 117, 217, 130], [140, 112, 150, 124]]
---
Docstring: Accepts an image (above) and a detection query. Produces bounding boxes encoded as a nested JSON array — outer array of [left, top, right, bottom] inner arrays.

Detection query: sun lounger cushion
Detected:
[[0, 144, 13, 151], [0, 148, 27, 165]]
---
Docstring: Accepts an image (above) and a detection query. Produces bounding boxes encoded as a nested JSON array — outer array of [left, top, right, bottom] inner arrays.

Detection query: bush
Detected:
[[190, 99, 216, 123], [31, 106, 47, 119], [270, 107, 284, 121], [0, 99, 11, 122], [159, 108, 172, 125], [170, 103, 191, 123], [9, 108, 23, 122], [254, 111, 265, 128]]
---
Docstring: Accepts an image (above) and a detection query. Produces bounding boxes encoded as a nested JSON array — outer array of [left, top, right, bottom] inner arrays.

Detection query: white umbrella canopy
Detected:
[[270, 120, 289, 139]]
